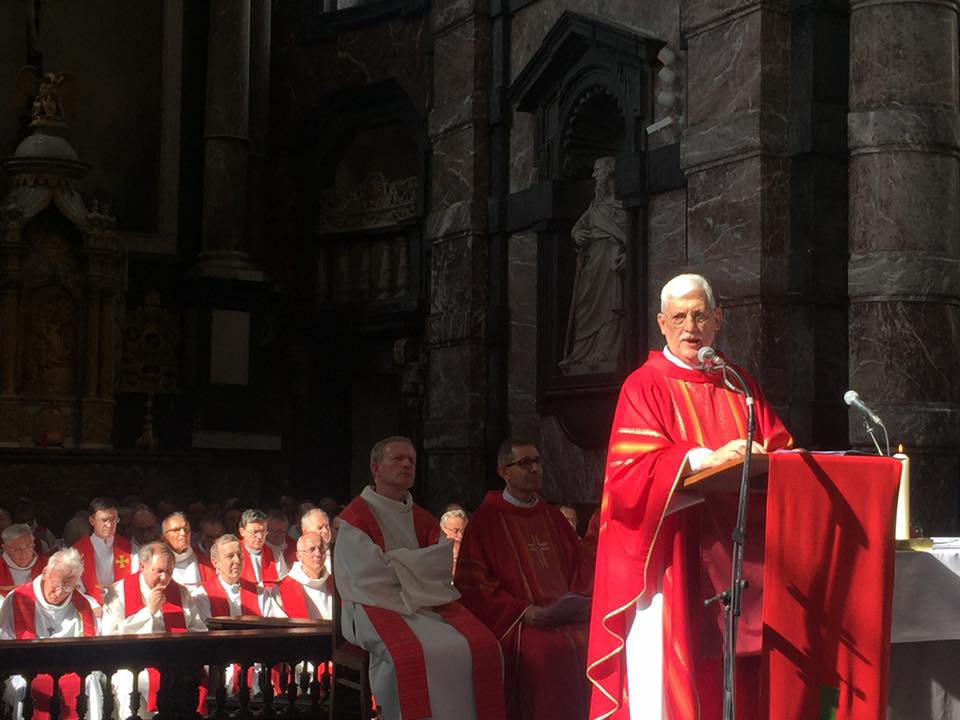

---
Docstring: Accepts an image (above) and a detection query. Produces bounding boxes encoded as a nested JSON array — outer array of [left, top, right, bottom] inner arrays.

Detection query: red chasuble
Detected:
[[241, 544, 279, 587], [0, 553, 47, 592], [339, 496, 506, 720], [455, 491, 593, 720], [202, 576, 262, 616], [73, 534, 133, 604], [10, 584, 96, 720], [587, 351, 792, 720]]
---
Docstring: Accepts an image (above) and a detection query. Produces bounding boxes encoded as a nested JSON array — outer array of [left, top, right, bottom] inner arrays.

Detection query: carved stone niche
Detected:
[[509, 12, 664, 449], [0, 81, 126, 448]]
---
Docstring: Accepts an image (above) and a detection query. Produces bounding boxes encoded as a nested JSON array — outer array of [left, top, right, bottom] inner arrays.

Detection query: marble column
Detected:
[[196, 0, 262, 280], [848, 0, 960, 533], [422, 0, 491, 512], [680, 1, 792, 406]]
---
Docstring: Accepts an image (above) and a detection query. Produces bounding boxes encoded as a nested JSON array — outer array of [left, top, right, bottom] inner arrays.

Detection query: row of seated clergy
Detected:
[[0, 536, 334, 720]]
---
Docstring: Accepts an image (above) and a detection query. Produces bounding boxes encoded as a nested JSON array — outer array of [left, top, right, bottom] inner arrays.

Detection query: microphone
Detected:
[[697, 346, 725, 369], [843, 390, 884, 426]]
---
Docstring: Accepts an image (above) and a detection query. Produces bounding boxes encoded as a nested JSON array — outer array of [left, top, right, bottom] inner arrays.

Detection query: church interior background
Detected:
[[1, 0, 958, 535]]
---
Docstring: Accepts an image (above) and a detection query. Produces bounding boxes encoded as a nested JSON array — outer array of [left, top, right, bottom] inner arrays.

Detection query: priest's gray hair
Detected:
[[370, 436, 415, 465], [1, 523, 33, 544], [210, 533, 241, 561], [439, 509, 467, 528], [660, 274, 716, 312], [162, 511, 190, 533], [239, 508, 267, 528], [138, 541, 174, 567], [300, 508, 330, 533], [46, 547, 84, 578]]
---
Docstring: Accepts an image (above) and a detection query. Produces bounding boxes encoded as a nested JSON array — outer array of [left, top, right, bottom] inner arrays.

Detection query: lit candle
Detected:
[[893, 445, 910, 540]]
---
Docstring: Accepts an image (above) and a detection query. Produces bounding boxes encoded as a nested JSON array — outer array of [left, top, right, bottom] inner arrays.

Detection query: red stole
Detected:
[[202, 576, 261, 616], [73, 534, 133, 604], [194, 548, 216, 582], [240, 544, 278, 586], [121, 573, 188, 633], [0, 553, 47, 591], [340, 496, 505, 720], [10, 584, 96, 720], [587, 351, 793, 720], [277, 575, 311, 618]]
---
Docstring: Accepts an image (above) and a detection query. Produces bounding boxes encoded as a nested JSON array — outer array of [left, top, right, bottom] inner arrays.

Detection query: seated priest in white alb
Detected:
[[160, 512, 210, 588], [238, 509, 284, 588], [1, 524, 48, 596], [193, 534, 285, 620], [276, 532, 333, 619], [300, 508, 333, 574], [335, 436, 506, 720], [0, 547, 103, 720], [101, 541, 206, 718]]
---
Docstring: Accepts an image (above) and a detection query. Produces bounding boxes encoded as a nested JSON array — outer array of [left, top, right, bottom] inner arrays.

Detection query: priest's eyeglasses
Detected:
[[505, 456, 543, 470], [666, 310, 714, 328]]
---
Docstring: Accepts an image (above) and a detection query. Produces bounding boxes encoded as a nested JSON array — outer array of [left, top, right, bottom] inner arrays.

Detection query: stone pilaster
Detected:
[[680, 1, 792, 405], [422, 0, 491, 512], [848, 0, 960, 532]]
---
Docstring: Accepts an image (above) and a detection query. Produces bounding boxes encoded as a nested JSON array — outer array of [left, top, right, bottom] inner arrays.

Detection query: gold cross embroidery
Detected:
[[115, 554, 130, 569], [527, 534, 551, 569]]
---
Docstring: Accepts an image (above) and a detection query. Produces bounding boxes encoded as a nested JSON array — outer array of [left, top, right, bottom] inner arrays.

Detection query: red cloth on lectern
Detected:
[[587, 351, 792, 720], [455, 491, 593, 720], [763, 453, 899, 720]]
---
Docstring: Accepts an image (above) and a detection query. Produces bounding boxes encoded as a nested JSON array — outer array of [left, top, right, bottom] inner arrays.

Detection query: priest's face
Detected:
[[657, 290, 721, 366], [240, 521, 267, 551], [142, 553, 175, 590], [371, 441, 417, 501], [214, 540, 244, 585], [162, 518, 192, 553], [41, 567, 79, 605], [2, 531, 36, 569], [297, 532, 327, 579], [89, 508, 119, 541], [498, 444, 544, 503]]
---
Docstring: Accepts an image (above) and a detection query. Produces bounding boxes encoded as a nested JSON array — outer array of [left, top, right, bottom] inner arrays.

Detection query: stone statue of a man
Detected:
[[559, 156, 627, 375]]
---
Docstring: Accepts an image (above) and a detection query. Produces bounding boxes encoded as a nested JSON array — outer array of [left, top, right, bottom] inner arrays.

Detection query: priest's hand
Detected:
[[699, 439, 766, 470], [146, 585, 165, 615], [522, 605, 555, 627]]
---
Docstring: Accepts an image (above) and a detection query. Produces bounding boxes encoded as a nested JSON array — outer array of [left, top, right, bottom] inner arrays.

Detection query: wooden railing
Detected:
[[0, 619, 333, 719]]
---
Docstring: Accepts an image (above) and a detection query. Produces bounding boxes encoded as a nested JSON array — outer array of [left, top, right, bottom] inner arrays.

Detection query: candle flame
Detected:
[[897, 443, 904, 454]]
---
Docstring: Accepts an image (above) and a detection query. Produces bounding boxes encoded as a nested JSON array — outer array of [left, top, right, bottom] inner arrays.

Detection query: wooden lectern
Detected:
[[674, 451, 902, 720]]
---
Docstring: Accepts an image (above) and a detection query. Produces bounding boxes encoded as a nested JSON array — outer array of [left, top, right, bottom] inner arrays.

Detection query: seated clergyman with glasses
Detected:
[[454, 438, 594, 720]]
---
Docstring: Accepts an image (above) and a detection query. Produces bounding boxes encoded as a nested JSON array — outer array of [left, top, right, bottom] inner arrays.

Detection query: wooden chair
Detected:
[[328, 569, 373, 720]]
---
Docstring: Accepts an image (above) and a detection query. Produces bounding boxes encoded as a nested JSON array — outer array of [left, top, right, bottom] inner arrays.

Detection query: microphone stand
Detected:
[[702, 360, 755, 720]]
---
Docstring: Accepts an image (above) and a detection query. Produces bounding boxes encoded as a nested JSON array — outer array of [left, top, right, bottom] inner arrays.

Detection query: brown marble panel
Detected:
[[425, 200, 487, 240], [849, 301, 960, 403], [849, 252, 960, 300], [685, 11, 762, 128], [507, 232, 538, 432], [510, 110, 537, 193], [429, 233, 488, 315], [850, 3, 959, 109], [424, 451, 488, 513], [681, 0, 786, 34], [431, 126, 490, 212], [433, 17, 486, 112], [423, 343, 486, 431], [849, 152, 960, 255], [432, 0, 480, 34], [337, 16, 431, 106], [687, 157, 763, 260], [848, 108, 960, 153], [904, 453, 960, 535], [540, 415, 605, 504]]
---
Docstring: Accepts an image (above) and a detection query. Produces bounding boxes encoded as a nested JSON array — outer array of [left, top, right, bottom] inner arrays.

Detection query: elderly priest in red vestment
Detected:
[[334, 436, 506, 720], [0, 524, 47, 596], [586, 273, 793, 720], [455, 438, 593, 720], [276, 531, 333, 619], [101, 541, 206, 717], [0, 547, 103, 720]]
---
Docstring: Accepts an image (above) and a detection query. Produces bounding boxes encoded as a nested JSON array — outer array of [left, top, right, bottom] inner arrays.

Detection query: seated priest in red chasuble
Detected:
[[0, 524, 48, 595], [73, 497, 134, 605], [587, 273, 793, 720], [455, 438, 593, 720], [334, 436, 506, 720]]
